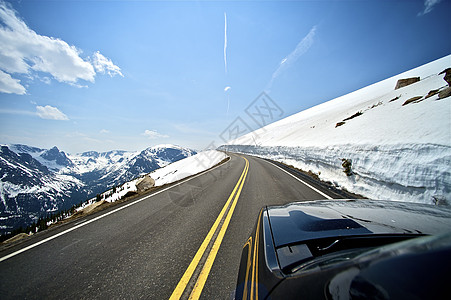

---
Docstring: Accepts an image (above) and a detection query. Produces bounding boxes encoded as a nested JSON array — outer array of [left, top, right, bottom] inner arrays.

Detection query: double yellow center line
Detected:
[[169, 156, 249, 300]]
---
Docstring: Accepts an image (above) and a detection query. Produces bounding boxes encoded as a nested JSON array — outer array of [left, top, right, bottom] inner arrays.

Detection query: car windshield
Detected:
[[292, 233, 451, 274], [292, 247, 369, 274], [286, 234, 422, 274]]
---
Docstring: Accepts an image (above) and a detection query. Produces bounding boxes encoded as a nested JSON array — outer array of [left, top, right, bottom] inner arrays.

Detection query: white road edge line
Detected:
[[262, 159, 333, 200], [0, 156, 231, 263]]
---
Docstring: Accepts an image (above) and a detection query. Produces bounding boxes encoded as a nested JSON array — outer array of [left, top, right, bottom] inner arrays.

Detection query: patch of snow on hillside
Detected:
[[1, 174, 83, 199], [225, 55, 451, 205], [150, 150, 227, 186]]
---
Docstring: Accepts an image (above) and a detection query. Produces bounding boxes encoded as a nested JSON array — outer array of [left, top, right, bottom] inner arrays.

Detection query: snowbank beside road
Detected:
[[223, 55, 451, 205], [149, 150, 227, 186], [224, 144, 450, 204]]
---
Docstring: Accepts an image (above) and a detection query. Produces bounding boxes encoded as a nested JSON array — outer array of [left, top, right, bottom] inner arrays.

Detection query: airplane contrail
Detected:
[[266, 25, 317, 93], [224, 12, 227, 74], [224, 86, 231, 114]]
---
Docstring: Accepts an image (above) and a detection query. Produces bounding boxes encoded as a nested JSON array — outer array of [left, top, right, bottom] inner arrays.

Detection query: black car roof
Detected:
[[267, 199, 451, 247]]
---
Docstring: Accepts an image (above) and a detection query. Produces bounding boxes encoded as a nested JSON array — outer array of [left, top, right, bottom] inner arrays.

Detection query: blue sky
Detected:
[[0, 0, 450, 153]]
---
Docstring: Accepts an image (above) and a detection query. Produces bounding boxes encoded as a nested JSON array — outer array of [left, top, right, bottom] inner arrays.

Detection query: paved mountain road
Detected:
[[0, 153, 341, 299]]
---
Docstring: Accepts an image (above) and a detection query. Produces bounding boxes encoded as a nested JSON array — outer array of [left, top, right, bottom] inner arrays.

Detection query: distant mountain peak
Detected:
[[40, 146, 73, 167], [151, 144, 183, 150]]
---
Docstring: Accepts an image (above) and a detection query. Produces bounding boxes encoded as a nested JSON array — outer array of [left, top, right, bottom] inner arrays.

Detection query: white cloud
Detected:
[[0, 1, 122, 95], [266, 25, 317, 92], [0, 2, 95, 81], [418, 0, 442, 16], [91, 51, 123, 77], [143, 129, 169, 139], [100, 129, 110, 134], [36, 105, 69, 120], [40, 76, 51, 85], [0, 69, 26, 94]]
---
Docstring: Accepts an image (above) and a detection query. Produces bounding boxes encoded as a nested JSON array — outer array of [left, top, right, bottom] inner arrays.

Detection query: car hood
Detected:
[[267, 199, 451, 247]]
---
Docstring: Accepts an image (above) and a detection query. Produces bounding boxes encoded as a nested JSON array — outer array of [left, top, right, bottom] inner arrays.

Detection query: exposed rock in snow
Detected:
[[136, 175, 155, 192], [439, 68, 451, 86], [395, 77, 420, 89]]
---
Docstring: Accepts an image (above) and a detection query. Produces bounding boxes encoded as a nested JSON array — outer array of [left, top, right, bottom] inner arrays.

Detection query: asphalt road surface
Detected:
[[0, 153, 343, 299]]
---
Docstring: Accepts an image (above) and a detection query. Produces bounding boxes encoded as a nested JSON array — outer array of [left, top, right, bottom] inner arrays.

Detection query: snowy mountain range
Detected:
[[222, 55, 451, 205], [0, 144, 196, 235]]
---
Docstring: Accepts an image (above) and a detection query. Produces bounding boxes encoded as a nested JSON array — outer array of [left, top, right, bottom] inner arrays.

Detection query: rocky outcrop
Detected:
[[136, 175, 155, 192], [395, 77, 420, 90], [438, 87, 451, 99], [40, 146, 73, 167], [425, 89, 440, 99], [439, 68, 451, 86], [402, 96, 423, 106]]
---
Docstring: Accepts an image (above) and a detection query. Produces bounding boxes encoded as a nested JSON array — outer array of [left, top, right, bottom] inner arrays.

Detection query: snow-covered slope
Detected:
[[222, 55, 451, 205], [149, 150, 227, 186]]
